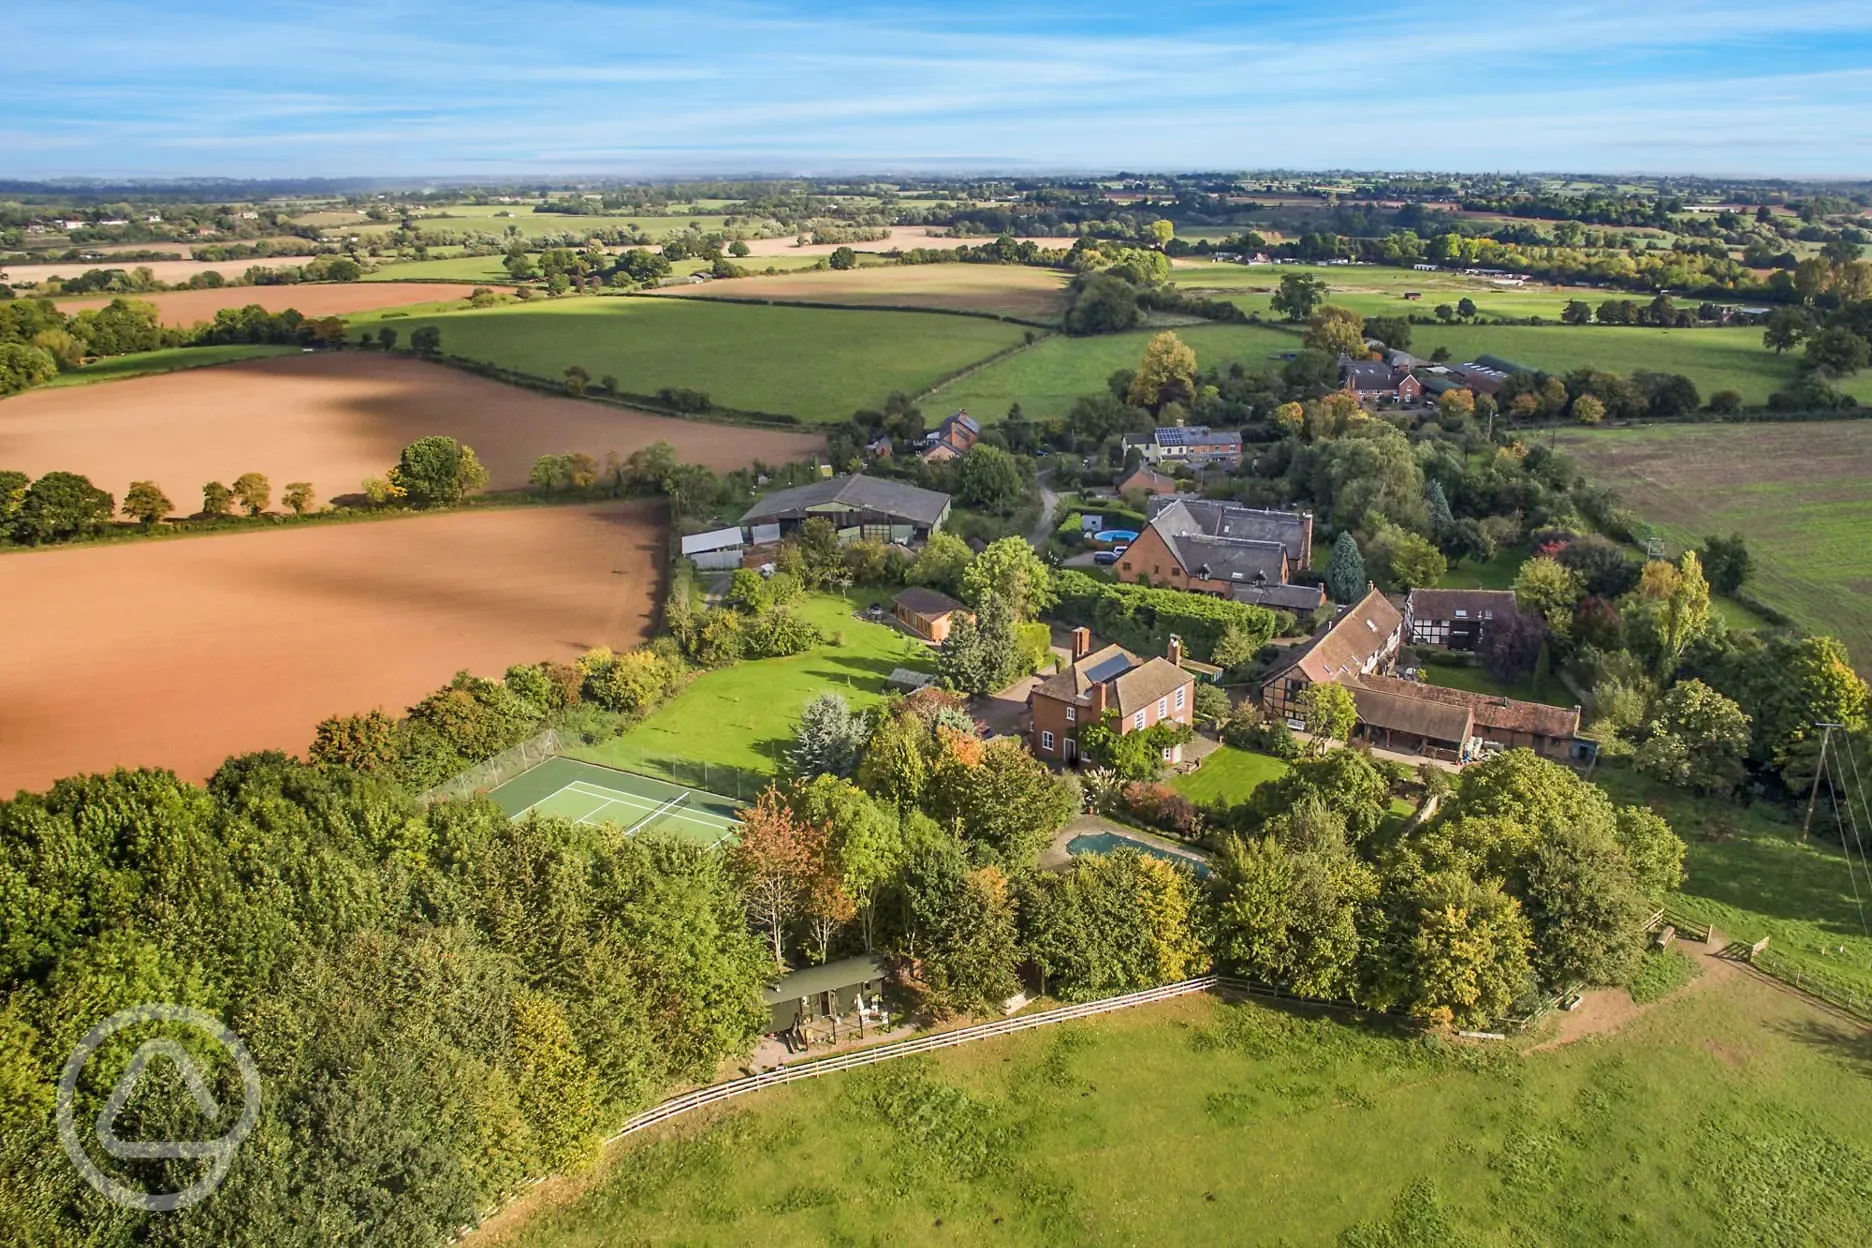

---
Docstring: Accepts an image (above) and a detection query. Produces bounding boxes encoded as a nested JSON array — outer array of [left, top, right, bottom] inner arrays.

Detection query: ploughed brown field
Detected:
[[655, 262, 1068, 320], [0, 502, 663, 794], [0, 257, 320, 284], [52, 282, 507, 326], [0, 353, 824, 507]]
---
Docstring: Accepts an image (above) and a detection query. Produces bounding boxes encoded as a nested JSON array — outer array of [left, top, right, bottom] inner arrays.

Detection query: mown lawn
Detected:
[[572, 591, 934, 797], [1593, 763, 1872, 1001], [928, 322, 1303, 422], [1557, 421, 1872, 668], [344, 296, 1028, 421], [1171, 745, 1291, 805], [1434, 546, 1524, 590], [486, 973, 1872, 1247], [38, 343, 297, 388]]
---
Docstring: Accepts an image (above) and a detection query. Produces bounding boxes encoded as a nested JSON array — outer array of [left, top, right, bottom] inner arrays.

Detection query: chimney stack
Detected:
[[1070, 627, 1092, 661], [1166, 634, 1184, 667]]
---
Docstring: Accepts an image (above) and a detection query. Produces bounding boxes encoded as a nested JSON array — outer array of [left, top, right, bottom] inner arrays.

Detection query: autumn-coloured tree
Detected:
[[122, 480, 174, 528], [1301, 305, 1365, 358], [232, 471, 272, 516], [1125, 331, 1198, 412], [728, 788, 821, 965]]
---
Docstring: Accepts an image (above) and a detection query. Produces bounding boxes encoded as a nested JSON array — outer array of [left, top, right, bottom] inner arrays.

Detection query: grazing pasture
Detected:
[[1173, 260, 1637, 322], [345, 297, 1029, 420], [52, 282, 506, 325], [0, 501, 664, 794], [1557, 420, 1872, 665], [472, 972, 1872, 1247], [929, 322, 1303, 421], [38, 343, 298, 388], [363, 254, 535, 283], [0, 353, 824, 505], [654, 263, 1069, 320]]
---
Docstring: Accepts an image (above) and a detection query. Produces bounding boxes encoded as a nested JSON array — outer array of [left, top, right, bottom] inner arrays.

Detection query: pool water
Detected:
[[1066, 831, 1211, 877], [1093, 529, 1139, 544]]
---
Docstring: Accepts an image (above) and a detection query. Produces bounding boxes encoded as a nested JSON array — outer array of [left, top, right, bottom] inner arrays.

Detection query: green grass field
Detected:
[[343, 296, 1028, 420], [363, 254, 515, 283], [1556, 422, 1872, 667], [39, 343, 298, 388], [572, 591, 935, 790], [928, 322, 1302, 422], [1434, 546, 1524, 590], [493, 973, 1872, 1247], [1592, 763, 1872, 1002], [1170, 745, 1291, 805], [336, 208, 738, 241], [1418, 655, 1573, 708], [1171, 260, 1622, 323]]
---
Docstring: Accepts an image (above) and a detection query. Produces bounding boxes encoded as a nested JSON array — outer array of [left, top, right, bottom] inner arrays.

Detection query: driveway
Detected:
[[1027, 468, 1060, 551]]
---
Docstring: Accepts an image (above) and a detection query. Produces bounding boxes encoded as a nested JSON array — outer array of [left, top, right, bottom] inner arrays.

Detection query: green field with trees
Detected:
[[928, 322, 1301, 421], [343, 297, 1029, 419], [492, 975, 1872, 1247]]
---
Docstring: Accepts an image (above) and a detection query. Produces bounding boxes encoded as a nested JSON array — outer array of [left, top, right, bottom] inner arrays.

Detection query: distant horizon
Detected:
[[10, 0, 1872, 180]]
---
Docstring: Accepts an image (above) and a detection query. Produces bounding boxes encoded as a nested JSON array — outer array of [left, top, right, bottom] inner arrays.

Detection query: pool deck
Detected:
[[1042, 814, 1214, 872]]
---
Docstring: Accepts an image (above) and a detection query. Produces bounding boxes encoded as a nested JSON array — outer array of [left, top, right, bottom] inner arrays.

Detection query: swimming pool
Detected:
[[1093, 529, 1139, 545], [1066, 831, 1211, 877]]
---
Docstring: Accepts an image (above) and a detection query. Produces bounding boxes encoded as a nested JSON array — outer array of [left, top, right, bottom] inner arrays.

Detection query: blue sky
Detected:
[[7, 1, 1872, 179]]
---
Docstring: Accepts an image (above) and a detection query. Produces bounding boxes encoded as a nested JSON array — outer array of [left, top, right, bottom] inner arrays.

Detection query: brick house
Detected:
[[1116, 465, 1180, 497], [1403, 588, 1518, 651], [1116, 498, 1323, 611], [1124, 425, 1244, 470], [920, 411, 980, 463], [1339, 357, 1424, 403], [1257, 587, 1404, 723], [1029, 629, 1195, 765], [891, 587, 969, 643]]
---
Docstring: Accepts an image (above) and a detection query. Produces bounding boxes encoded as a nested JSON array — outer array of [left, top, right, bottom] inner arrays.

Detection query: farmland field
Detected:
[[1171, 260, 1621, 322], [38, 343, 298, 388], [0, 256, 319, 284], [653, 263, 1069, 320], [1556, 421, 1872, 666], [928, 322, 1303, 421], [0, 353, 824, 506], [345, 297, 1030, 420], [473, 967, 1872, 1247], [362, 254, 523, 283], [0, 501, 664, 794], [52, 281, 508, 325], [732, 226, 1069, 258]]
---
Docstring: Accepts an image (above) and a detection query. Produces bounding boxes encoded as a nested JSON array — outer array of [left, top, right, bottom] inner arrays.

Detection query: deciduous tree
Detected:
[[1125, 331, 1198, 412], [122, 480, 173, 529]]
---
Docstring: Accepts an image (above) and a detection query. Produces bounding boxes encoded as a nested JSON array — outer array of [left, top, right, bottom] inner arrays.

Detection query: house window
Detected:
[[1040, 730, 1055, 752], [1065, 705, 1076, 723], [1162, 747, 1174, 761], [1121, 562, 1131, 571], [1158, 696, 1168, 717], [1175, 686, 1186, 710], [1133, 710, 1146, 731]]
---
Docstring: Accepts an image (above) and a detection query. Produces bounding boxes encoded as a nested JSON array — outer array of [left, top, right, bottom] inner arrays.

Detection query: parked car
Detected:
[[1093, 550, 1120, 566]]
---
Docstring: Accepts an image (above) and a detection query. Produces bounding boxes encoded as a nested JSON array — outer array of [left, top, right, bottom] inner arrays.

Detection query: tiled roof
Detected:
[[1356, 674, 1581, 740], [1263, 587, 1402, 686], [1230, 581, 1326, 612], [1147, 498, 1311, 563], [1034, 642, 1190, 718], [1406, 588, 1517, 622], [1166, 533, 1286, 584], [892, 586, 966, 618], [1349, 684, 1475, 744]]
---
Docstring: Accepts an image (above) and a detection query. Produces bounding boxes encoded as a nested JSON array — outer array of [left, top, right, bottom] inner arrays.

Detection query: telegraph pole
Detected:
[[1801, 722, 1845, 844]]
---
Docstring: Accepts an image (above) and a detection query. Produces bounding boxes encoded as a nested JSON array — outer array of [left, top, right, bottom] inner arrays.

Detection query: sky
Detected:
[[6, 0, 1872, 180]]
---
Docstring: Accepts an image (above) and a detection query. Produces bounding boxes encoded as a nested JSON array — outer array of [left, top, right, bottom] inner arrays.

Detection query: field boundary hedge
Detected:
[[915, 333, 1053, 403], [633, 288, 1060, 330], [411, 349, 818, 430]]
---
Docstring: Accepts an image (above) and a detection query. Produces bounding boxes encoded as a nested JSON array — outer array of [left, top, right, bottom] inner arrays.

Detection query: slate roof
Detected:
[[1166, 533, 1286, 584], [1229, 580, 1327, 612], [1406, 588, 1517, 622], [1035, 643, 1191, 719], [892, 586, 966, 618], [741, 475, 951, 526], [1146, 497, 1311, 563], [1154, 425, 1241, 450], [1355, 674, 1581, 741], [1262, 587, 1403, 686]]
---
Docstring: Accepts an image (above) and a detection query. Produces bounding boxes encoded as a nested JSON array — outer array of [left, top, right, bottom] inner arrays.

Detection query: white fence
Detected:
[[604, 975, 1222, 1143]]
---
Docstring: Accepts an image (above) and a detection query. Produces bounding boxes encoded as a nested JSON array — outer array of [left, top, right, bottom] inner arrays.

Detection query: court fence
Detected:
[[418, 728, 565, 806]]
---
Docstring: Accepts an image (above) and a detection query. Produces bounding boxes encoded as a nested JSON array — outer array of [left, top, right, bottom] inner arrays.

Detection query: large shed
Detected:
[[762, 954, 891, 1034]]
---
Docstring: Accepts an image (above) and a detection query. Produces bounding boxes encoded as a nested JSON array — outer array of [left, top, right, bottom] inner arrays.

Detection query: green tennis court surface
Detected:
[[487, 757, 742, 847]]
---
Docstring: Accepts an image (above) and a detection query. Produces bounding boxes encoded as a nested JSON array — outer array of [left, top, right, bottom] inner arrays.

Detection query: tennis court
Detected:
[[486, 756, 742, 847]]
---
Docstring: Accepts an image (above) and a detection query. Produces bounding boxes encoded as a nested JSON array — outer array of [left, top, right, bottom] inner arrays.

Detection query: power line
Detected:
[[1834, 732, 1872, 948], [1818, 731, 1871, 945]]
